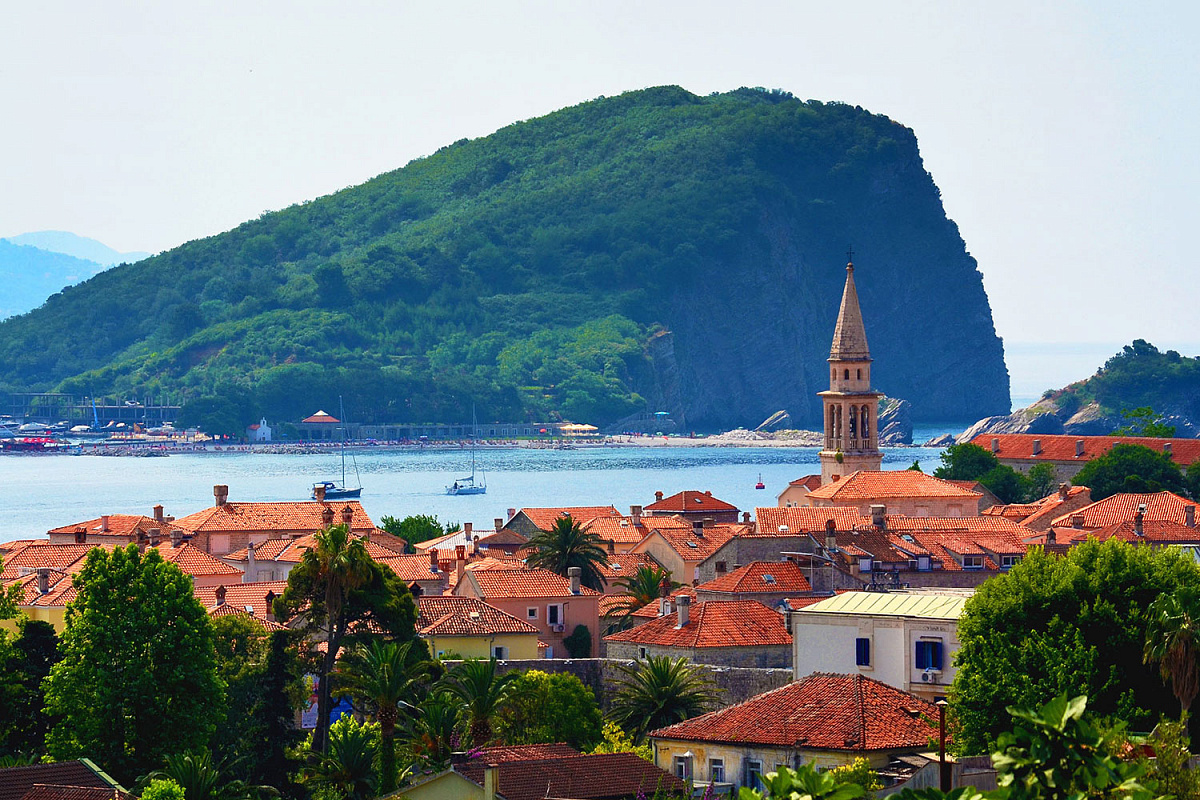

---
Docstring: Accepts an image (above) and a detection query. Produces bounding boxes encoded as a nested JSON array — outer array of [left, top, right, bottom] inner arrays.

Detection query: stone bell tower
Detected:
[[818, 257, 883, 485]]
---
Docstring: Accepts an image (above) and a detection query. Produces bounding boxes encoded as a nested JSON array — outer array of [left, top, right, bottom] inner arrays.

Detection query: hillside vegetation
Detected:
[[0, 86, 1009, 429]]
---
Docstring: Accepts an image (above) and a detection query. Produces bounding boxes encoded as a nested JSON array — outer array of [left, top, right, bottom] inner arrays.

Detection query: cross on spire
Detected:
[[846, 245, 854, 264]]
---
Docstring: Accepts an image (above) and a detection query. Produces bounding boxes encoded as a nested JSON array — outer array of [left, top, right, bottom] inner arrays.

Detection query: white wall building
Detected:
[[791, 591, 968, 701]]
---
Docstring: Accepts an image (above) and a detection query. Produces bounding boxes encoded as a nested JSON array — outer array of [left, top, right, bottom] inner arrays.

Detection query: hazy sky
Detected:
[[2, 1, 1195, 357]]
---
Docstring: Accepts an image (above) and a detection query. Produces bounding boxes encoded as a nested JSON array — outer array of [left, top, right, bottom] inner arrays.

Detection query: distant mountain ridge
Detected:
[[3, 230, 149, 266], [0, 86, 1010, 429], [0, 240, 106, 320]]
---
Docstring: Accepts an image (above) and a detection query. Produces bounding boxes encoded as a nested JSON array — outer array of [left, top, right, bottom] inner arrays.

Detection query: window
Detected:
[[674, 755, 691, 779], [547, 604, 561, 625], [639, 646, 649, 659], [527, 607, 538, 620], [856, 368, 862, 380], [963, 555, 984, 570], [918, 555, 932, 571], [1001, 555, 1021, 569], [855, 637, 871, 667], [843, 369, 850, 380], [492, 645, 508, 659], [916, 639, 944, 670], [710, 758, 725, 783], [746, 759, 764, 788], [858, 557, 872, 572]]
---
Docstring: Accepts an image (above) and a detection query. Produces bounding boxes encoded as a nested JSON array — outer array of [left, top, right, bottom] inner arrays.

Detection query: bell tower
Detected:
[[818, 256, 883, 484]]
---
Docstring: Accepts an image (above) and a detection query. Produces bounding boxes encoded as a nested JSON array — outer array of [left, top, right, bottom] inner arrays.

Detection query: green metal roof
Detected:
[[797, 591, 968, 620]]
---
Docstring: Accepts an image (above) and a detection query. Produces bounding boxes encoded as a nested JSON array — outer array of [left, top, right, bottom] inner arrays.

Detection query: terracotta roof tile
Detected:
[[476, 529, 529, 547], [637, 523, 742, 562], [470, 744, 579, 763], [376, 554, 448, 583], [0, 761, 123, 800], [417, 597, 539, 636], [599, 553, 661, 586], [649, 672, 940, 751], [194, 581, 289, 618], [1050, 491, 1197, 529], [19, 786, 135, 800], [754, 507, 865, 536], [630, 587, 697, 619], [224, 533, 395, 564], [645, 491, 738, 514], [301, 410, 339, 424], [1073, 519, 1200, 545], [173, 502, 375, 534], [456, 753, 685, 800], [806, 471, 981, 502], [697, 561, 813, 594], [0, 544, 96, 581], [153, 542, 242, 576], [511, 506, 622, 532], [970, 433, 1200, 468], [208, 604, 287, 631], [46, 515, 163, 538], [605, 599, 791, 648], [787, 475, 824, 490], [463, 567, 601, 599]]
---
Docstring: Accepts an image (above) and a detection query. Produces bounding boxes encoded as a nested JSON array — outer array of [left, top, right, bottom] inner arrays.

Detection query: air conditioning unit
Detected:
[[551, 623, 565, 632], [921, 669, 942, 683]]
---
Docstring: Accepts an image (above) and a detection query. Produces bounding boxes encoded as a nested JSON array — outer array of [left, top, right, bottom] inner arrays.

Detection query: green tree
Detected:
[[525, 515, 607, 591], [933, 443, 1031, 503], [142, 779, 188, 800], [1026, 463, 1057, 501], [257, 631, 307, 798], [143, 750, 278, 800], [587, 721, 653, 762], [495, 670, 603, 750], [439, 658, 520, 746], [401, 691, 462, 773], [273, 524, 419, 753], [1072, 444, 1187, 501], [0, 619, 60, 757], [1139, 717, 1200, 800], [828, 758, 882, 794], [608, 655, 721, 742], [42, 545, 225, 783], [1113, 406, 1177, 438], [1144, 587, 1200, 718], [950, 539, 1200, 755], [210, 613, 270, 769], [563, 624, 592, 658], [612, 564, 678, 615], [301, 715, 379, 800], [335, 639, 430, 794], [378, 514, 455, 550]]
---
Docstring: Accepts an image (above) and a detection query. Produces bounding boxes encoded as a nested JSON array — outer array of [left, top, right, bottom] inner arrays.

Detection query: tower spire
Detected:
[[829, 258, 870, 361]]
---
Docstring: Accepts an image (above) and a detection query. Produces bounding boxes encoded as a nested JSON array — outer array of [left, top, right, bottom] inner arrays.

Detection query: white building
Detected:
[[791, 591, 968, 701], [247, 418, 272, 442]]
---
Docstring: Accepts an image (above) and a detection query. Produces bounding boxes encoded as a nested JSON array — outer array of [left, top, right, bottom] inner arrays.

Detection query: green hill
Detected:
[[0, 86, 1010, 430]]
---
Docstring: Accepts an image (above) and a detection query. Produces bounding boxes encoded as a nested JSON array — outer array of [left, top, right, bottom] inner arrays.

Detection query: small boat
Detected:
[[447, 406, 486, 496], [311, 396, 362, 500], [755, 473, 766, 490]]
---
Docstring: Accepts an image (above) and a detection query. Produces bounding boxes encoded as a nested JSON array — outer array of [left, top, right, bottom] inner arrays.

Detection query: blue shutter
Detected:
[[915, 641, 928, 669], [855, 638, 870, 666], [932, 641, 944, 670]]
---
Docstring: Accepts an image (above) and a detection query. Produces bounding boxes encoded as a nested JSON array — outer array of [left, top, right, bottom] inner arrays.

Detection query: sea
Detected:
[[0, 424, 963, 544]]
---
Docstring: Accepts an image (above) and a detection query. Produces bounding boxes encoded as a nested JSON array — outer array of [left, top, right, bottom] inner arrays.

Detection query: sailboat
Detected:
[[311, 397, 362, 500], [446, 407, 486, 496]]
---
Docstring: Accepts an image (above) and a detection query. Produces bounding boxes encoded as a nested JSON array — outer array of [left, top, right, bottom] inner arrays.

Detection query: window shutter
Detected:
[[933, 641, 944, 670], [855, 637, 870, 666], [915, 642, 928, 669]]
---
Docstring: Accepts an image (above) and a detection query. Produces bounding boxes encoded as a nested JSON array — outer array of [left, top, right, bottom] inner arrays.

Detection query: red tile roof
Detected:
[[301, 410, 339, 423], [376, 554, 447, 583], [969, 433, 1200, 468], [983, 486, 1093, 530], [19, 787, 135, 800], [194, 581, 289, 618], [755, 507, 866, 536], [645, 491, 738, 514], [208, 603, 287, 631], [783, 596, 834, 611], [173, 502, 375, 534], [476, 529, 529, 547], [417, 596, 539, 636], [456, 753, 685, 800], [461, 567, 601, 599], [787, 475, 824, 491], [471, 744, 580, 763], [0, 762, 123, 800], [605, 599, 791, 648], [0, 543, 97, 581], [223, 533, 395, 564], [637, 523, 742, 562], [153, 542, 242, 576], [46, 515, 163, 538], [649, 673, 940, 751], [630, 587, 697, 619], [599, 553, 662, 587], [26, 579, 79, 609], [697, 561, 813, 594], [1049, 492, 1197, 529], [806, 471, 981, 502], [512, 506, 622, 532], [1073, 519, 1200, 545]]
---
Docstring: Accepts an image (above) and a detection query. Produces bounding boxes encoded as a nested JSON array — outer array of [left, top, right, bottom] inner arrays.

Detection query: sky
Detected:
[[1, 1, 1196, 385]]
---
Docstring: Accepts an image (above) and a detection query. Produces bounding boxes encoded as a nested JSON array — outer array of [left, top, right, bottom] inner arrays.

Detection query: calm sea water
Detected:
[[0, 425, 960, 544]]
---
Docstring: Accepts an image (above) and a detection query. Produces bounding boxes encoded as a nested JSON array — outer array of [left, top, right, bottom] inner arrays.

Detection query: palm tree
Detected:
[[1144, 588, 1200, 718], [301, 716, 379, 800], [608, 655, 721, 742], [275, 523, 374, 752], [613, 564, 679, 615], [401, 691, 464, 772], [143, 751, 277, 800], [525, 515, 608, 591], [336, 640, 430, 794], [439, 658, 520, 746]]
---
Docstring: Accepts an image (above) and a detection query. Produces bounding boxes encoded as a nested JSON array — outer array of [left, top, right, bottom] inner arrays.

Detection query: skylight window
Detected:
[[686, 541, 698, 548], [763, 575, 776, 584]]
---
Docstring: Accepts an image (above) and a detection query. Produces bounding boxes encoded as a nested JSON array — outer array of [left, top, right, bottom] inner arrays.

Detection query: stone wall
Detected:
[[490, 658, 794, 710]]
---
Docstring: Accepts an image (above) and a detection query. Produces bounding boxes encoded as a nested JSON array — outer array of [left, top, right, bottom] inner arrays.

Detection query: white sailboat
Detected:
[[446, 407, 486, 496], [311, 397, 362, 499]]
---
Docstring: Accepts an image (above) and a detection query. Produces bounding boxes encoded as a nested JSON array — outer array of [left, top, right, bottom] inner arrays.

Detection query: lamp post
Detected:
[[937, 699, 950, 791]]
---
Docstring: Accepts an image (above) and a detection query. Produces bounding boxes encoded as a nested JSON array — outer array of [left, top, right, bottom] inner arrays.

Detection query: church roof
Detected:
[[829, 262, 871, 361]]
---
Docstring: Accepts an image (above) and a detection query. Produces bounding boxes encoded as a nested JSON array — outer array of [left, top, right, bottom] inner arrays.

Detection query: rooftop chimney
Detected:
[[1058, 483, 1069, 500], [321, 506, 335, 527], [36, 567, 51, 595], [264, 590, 277, 622], [1047, 528, 1057, 545], [100, 515, 110, 532], [676, 594, 691, 628], [430, 548, 440, 572], [214, 485, 229, 507], [247, 541, 258, 579], [171, 528, 183, 547], [1031, 439, 1042, 456], [341, 505, 354, 525], [136, 529, 148, 551], [1076, 439, 1085, 457], [702, 517, 714, 529], [742, 511, 751, 524], [655, 491, 664, 502], [483, 764, 499, 800], [314, 484, 327, 502], [1187, 506, 1196, 529], [870, 504, 886, 529], [464, 522, 473, 536], [991, 438, 1000, 454], [153, 504, 164, 522], [831, 474, 840, 483], [1135, 504, 1147, 537], [825, 519, 837, 553], [494, 517, 504, 531], [455, 545, 466, 583], [148, 528, 161, 547], [1070, 514, 1084, 529], [214, 585, 227, 606], [506, 508, 516, 521], [630, 505, 643, 525], [568, 566, 581, 595], [1164, 442, 1173, 455], [607, 539, 615, 554]]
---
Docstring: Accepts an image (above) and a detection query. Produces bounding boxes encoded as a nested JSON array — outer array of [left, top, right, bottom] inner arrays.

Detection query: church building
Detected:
[[818, 258, 884, 485]]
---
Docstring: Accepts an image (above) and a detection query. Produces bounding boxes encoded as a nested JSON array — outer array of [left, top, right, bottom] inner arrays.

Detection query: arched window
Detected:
[[856, 368, 862, 380], [843, 368, 850, 380], [849, 408, 857, 439], [861, 406, 870, 440]]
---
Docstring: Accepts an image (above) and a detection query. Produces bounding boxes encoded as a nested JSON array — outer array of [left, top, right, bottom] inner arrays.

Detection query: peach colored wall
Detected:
[[453, 587, 600, 658]]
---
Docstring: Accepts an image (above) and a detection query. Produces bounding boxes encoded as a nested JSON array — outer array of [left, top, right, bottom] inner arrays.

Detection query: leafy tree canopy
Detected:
[[950, 539, 1200, 755], [494, 670, 603, 750], [379, 514, 458, 550], [933, 443, 1032, 504], [1071, 444, 1187, 501], [42, 545, 225, 783], [1113, 406, 1178, 438]]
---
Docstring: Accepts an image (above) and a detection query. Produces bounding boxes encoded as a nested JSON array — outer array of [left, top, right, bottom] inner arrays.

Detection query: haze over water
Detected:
[[2, 430, 957, 544]]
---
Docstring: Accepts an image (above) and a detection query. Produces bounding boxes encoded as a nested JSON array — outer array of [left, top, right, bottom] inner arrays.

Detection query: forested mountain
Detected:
[[0, 87, 1010, 429], [0, 240, 106, 320]]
